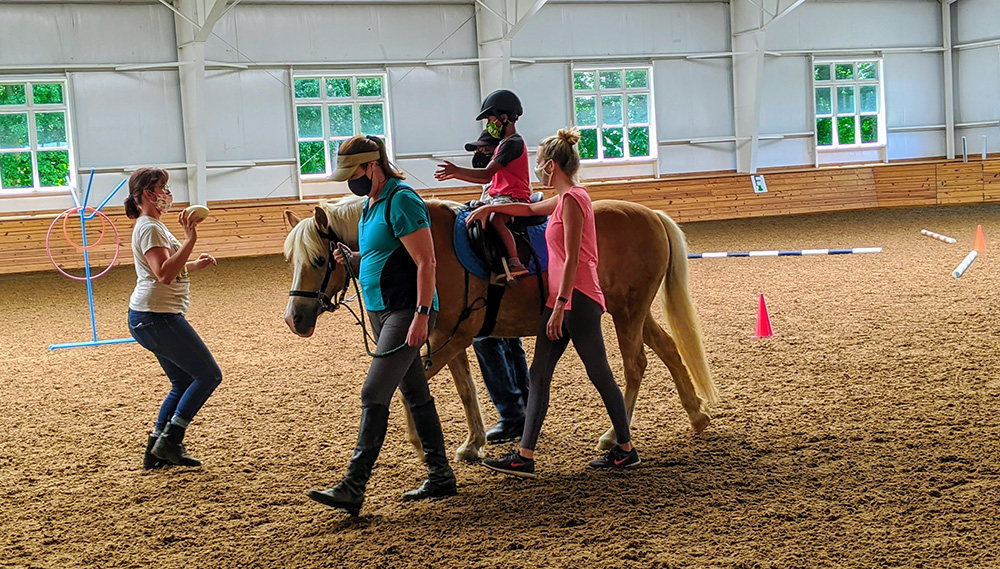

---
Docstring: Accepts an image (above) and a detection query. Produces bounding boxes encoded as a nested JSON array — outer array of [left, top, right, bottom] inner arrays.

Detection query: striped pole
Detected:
[[920, 229, 956, 244], [953, 250, 978, 278], [688, 247, 882, 259]]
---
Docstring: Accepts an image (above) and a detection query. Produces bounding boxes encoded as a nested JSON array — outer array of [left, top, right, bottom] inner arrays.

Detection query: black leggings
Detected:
[[520, 291, 631, 451], [360, 309, 437, 408]]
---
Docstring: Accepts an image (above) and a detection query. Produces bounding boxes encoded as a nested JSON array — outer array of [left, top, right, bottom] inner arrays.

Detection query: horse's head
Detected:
[[282, 198, 363, 337]]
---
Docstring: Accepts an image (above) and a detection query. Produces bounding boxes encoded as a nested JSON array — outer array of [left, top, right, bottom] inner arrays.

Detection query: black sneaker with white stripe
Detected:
[[483, 448, 536, 479], [588, 446, 641, 469]]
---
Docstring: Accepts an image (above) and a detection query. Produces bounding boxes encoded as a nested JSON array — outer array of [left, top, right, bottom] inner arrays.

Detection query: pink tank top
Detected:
[[544, 186, 605, 311]]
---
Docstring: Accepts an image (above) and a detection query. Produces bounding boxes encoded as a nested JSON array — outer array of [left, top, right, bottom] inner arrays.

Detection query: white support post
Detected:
[[476, 0, 515, 97], [731, 1, 767, 173], [942, 0, 956, 160], [172, 0, 233, 206]]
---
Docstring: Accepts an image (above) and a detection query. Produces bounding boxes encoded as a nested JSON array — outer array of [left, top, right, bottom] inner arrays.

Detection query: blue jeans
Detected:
[[473, 337, 529, 425], [128, 310, 222, 431]]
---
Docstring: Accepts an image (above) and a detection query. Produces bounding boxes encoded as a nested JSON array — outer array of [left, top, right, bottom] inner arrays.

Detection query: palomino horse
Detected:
[[283, 195, 717, 462]]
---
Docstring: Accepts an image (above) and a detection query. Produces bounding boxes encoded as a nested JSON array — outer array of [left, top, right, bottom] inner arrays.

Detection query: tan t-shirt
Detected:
[[129, 215, 190, 314]]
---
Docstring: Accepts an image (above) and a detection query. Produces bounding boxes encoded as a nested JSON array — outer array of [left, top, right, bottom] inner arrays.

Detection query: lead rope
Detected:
[[336, 243, 431, 366]]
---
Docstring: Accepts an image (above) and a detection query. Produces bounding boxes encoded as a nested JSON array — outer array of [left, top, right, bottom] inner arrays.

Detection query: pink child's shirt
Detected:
[[544, 186, 605, 311]]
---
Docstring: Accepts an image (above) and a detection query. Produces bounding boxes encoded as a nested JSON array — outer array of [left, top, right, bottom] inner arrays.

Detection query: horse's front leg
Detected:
[[443, 350, 486, 462]]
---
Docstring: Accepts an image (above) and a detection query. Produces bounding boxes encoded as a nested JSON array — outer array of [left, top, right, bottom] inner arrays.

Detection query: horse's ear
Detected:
[[314, 206, 330, 231], [284, 209, 301, 230]]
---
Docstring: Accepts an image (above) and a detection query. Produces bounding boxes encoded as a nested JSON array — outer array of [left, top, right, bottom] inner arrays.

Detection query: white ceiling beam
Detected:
[[503, 0, 550, 41], [195, 0, 241, 42], [764, 0, 808, 30]]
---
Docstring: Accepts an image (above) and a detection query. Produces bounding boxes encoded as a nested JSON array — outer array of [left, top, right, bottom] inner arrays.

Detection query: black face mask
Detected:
[[348, 174, 373, 196], [472, 151, 492, 169]]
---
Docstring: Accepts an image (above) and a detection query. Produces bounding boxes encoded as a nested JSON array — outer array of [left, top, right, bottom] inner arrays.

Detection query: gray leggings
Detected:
[[520, 290, 631, 451], [360, 309, 437, 408]]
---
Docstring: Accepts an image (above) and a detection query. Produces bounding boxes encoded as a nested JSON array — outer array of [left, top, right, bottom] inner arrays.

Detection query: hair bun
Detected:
[[557, 128, 581, 146]]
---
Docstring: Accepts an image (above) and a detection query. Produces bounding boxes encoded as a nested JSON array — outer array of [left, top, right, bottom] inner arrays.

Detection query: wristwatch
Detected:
[[415, 305, 432, 316]]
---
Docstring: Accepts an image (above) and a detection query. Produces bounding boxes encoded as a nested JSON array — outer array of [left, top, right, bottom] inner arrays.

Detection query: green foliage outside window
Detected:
[[356, 77, 382, 97], [599, 71, 621, 90], [837, 117, 856, 144], [0, 114, 28, 148], [298, 141, 325, 174], [297, 106, 322, 138], [574, 72, 595, 91], [578, 129, 597, 159], [628, 127, 649, 157], [33, 84, 63, 105], [835, 64, 854, 80], [817, 118, 833, 146], [294, 79, 320, 99], [857, 62, 877, 80], [0, 85, 26, 106], [1, 152, 32, 188], [860, 116, 878, 143], [328, 105, 353, 137], [815, 88, 832, 114], [326, 78, 351, 98], [625, 70, 647, 89], [38, 150, 69, 186], [359, 104, 384, 135], [36, 112, 66, 147], [603, 128, 624, 158], [575, 97, 596, 126], [814, 65, 831, 81]]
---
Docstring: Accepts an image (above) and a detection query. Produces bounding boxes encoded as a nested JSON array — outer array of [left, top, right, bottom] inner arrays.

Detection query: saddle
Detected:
[[464, 191, 547, 284]]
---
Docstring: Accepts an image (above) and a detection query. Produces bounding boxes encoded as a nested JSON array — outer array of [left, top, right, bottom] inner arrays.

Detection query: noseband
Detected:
[[288, 227, 352, 313]]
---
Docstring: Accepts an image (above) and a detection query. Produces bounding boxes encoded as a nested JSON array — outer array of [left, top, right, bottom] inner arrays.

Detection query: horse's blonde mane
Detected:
[[283, 196, 365, 264], [283, 194, 463, 264]]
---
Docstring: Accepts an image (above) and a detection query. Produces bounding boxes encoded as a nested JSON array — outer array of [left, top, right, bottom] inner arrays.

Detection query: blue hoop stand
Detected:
[[49, 169, 136, 350]]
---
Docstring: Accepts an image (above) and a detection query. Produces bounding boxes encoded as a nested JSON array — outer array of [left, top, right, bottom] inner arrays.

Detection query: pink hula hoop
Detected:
[[46, 206, 122, 281]]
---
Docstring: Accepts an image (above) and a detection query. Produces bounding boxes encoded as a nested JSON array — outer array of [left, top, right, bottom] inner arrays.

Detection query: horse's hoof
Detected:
[[691, 412, 711, 434], [595, 436, 616, 452], [455, 443, 484, 463]]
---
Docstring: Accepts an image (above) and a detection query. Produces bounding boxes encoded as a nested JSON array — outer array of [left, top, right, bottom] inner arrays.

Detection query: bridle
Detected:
[[288, 227, 352, 314]]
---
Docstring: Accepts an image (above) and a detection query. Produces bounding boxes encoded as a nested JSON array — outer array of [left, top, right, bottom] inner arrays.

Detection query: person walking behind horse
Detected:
[[435, 89, 531, 280], [466, 128, 640, 478], [124, 167, 221, 469], [306, 135, 456, 515], [465, 128, 532, 444]]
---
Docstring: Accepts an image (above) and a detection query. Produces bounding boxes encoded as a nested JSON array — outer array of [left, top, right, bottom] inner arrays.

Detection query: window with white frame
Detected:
[[0, 80, 71, 194], [293, 74, 389, 178], [572, 67, 654, 161], [814, 60, 883, 148]]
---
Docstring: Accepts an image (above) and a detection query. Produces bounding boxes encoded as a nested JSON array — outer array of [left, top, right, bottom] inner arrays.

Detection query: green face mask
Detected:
[[486, 120, 503, 139]]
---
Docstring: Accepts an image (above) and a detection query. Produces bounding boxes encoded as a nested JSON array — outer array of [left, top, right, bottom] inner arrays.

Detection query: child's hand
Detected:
[[434, 161, 458, 181]]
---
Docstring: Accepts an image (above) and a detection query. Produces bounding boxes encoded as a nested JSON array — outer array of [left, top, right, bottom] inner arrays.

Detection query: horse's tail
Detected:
[[657, 211, 718, 403]]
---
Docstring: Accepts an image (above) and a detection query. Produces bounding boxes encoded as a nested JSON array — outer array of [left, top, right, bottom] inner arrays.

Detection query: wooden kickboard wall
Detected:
[[2, 157, 997, 276]]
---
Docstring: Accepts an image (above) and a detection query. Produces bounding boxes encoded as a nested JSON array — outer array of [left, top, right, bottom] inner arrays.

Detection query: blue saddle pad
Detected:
[[453, 209, 549, 280]]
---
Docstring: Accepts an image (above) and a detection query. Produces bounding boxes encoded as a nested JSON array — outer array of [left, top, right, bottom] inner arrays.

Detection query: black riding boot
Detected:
[[143, 434, 167, 470], [151, 423, 202, 467], [307, 404, 390, 516], [402, 398, 458, 501]]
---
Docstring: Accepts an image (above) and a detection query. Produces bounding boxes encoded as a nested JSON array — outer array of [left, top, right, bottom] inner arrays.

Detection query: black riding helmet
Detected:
[[476, 89, 523, 122]]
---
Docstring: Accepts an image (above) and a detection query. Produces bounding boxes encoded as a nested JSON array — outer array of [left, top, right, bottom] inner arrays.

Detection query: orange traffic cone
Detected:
[[974, 224, 987, 252], [754, 293, 773, 338]]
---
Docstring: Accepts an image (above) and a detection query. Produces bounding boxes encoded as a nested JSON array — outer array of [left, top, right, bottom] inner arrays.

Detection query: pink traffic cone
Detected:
[[754, 294, 773, 338]]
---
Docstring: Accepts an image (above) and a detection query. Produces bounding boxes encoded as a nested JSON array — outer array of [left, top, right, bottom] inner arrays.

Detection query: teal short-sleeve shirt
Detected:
[[357, 178, 440, 312]]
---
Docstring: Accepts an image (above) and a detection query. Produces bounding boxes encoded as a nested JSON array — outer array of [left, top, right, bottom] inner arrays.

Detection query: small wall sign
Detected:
[[751, 174, 768, 194]]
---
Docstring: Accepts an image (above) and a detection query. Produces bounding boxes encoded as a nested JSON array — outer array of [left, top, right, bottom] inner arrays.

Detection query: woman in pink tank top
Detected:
[[466, 128, 639, 478]]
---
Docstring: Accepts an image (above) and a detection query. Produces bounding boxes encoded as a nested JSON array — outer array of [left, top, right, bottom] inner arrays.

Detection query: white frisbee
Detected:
[[185, 204, 210, 222]]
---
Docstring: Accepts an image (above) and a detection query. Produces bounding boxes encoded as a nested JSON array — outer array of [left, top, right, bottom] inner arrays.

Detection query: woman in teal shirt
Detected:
[[306, 135, 455, 516]]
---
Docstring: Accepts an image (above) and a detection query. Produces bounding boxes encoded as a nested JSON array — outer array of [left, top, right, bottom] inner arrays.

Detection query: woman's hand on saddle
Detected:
[[434, 161, 458, 181], [407, 313, 430, 346], [332, 243, 354, 265], [465, 206, 493, 227]]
